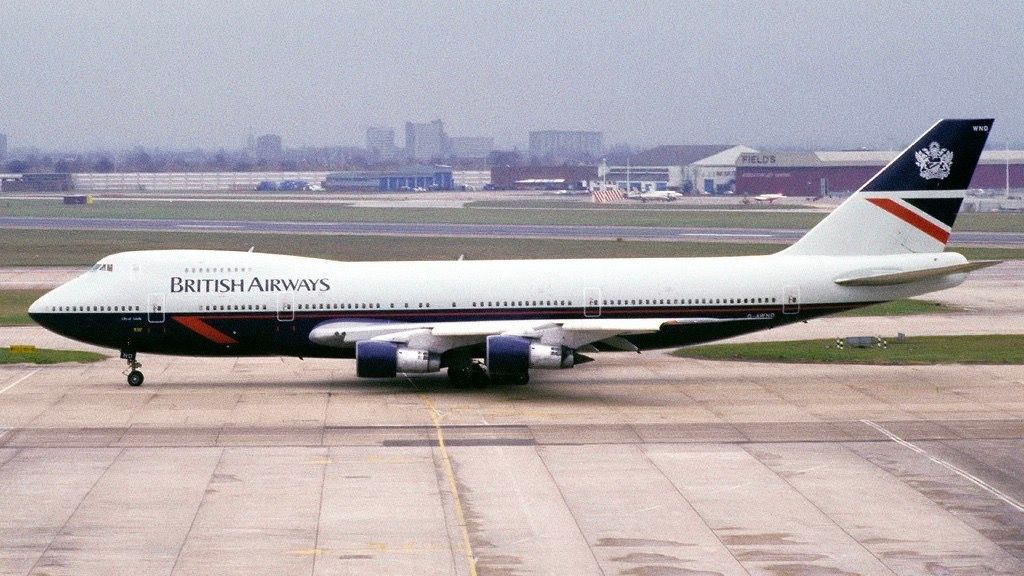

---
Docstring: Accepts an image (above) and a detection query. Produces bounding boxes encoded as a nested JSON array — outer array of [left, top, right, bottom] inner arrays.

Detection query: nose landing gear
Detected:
[[121, 350, 144, 387]]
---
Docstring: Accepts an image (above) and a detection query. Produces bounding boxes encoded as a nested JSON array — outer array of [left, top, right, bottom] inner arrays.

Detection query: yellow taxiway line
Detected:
[[420, 393, 478, 576]]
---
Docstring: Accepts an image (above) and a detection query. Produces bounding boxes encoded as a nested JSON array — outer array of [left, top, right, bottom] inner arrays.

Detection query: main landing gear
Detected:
[[447, 360, 488, 387], [446, 357, 529, 387], [121, 350, 144, 387]]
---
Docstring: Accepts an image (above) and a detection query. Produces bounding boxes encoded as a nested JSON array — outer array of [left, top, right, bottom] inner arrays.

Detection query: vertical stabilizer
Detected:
[[783, 119, 992, 256]]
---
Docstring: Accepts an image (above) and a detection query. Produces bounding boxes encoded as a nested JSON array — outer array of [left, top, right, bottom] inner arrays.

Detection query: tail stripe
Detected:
[[866, 198, 950, 244]]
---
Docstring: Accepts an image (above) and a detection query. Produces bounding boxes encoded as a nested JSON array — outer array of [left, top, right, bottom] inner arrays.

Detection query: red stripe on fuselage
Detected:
[[173, 316, 239, 345], [866, 198, 950, 244]]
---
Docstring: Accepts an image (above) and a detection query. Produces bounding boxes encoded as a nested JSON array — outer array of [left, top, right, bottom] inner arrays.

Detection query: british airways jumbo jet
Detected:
[[29, 120, 997, 387]]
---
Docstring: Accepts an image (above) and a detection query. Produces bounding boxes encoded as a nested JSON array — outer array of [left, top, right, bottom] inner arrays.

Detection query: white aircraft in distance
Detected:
[[31, 119, 997, 387], [626, 190, 683, 202], [752, 193, 785, 203]]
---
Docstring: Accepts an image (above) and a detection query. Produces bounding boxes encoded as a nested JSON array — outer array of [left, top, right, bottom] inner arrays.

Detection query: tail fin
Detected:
[[783, 119, 992, 256]]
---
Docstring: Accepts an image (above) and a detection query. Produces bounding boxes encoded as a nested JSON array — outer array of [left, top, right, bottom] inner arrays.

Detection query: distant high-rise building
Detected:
[[254, 134, 282, 160], [405, 120, 447, 162], [528, 130, 603, 162], [366, 126, 397, 161], [448, 137, 494, 159], [0, 133, 6, 161]]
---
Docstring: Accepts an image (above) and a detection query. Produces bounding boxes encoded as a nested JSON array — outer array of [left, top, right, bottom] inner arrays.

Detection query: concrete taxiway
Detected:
[[0, 263, 1022, 575], [1, 347, 1023, 576]]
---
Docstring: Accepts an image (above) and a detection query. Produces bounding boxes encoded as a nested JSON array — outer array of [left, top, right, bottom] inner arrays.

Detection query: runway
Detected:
[[3, 215, 1023, 246], [1, 263, 1023, 575]]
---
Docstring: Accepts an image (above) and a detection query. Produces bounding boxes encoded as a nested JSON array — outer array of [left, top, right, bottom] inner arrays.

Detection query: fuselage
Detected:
[[28, 249, 969, 358]]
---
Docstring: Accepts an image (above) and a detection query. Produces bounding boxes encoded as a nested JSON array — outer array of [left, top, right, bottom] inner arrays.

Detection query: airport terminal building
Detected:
[[736, 150, 1024, 196], [605, 145, 756, 194], [324, 166, 454, 192]]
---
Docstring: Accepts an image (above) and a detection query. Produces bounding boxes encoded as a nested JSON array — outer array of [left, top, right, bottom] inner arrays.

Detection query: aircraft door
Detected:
[[147, 293, 165, 323], [783, 285, 800, 315], [276, 292, 295, 321], [584, 287, 602, 318]]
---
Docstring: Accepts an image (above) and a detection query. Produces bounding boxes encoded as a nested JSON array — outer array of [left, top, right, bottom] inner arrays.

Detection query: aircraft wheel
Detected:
[[127, 370, 144, 387], [448, 362, 489, 387], [447, 364, 473, 386], [469, 364, 490, 387]]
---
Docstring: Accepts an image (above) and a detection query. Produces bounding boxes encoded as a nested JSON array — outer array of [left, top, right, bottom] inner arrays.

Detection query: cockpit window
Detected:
[[91, 263, 114, 272]]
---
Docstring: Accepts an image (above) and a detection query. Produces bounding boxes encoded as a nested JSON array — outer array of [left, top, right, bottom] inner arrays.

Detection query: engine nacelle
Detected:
[[355, 341, 441, 378], [485, 335, 574, 374]]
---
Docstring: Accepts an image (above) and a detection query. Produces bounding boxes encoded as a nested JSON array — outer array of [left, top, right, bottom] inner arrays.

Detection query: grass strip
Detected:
[[0, 290, 46, 326], [0, 229, 781, 266], [834, 299, 957, 317], [0, 348, 107, 364], [673, 334, 1024, 365]]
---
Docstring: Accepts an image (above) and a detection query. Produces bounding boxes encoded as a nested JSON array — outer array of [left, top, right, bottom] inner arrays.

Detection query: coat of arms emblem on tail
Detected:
[[915, 141, 953, 180]]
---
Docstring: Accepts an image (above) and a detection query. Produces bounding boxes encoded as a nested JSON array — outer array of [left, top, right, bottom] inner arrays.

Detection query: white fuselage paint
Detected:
[[31, 249, 968, 328]]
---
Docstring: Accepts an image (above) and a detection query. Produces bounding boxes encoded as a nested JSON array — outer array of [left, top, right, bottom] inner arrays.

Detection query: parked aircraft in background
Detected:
[[752, 193, 785, 203], [626, 190, 683, 202], [30, 120, 996, 387]]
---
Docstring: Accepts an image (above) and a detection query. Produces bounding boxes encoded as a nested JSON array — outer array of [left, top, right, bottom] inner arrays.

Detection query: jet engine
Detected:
[[485, 335, 574, 374], [355, 341, 441, 378]]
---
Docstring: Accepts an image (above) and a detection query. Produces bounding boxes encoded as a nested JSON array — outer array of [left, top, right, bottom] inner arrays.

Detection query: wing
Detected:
[[308, 316, 753, 354]]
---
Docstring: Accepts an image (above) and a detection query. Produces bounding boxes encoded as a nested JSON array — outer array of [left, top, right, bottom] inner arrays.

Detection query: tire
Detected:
[[127, 370, 144, 387], [447, 365, 472, 386], [469, 364, 490, 388]]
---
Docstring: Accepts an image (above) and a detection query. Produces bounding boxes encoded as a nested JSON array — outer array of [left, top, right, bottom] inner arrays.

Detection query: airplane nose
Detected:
[[28, 289, 55, 325]]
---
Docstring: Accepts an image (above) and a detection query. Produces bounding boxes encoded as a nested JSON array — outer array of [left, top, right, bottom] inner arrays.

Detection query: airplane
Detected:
[[751, 193, 785, 204], [626, 190, 683, 202], [29, 119, 997, 388]]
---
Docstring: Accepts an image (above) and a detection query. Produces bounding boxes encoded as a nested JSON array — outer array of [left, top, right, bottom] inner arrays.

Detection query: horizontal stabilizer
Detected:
[[834, 260, 1000, 286]]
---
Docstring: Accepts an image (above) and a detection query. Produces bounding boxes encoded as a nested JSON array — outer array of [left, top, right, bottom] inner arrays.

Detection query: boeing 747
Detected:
[[30, 119, 997, 387]]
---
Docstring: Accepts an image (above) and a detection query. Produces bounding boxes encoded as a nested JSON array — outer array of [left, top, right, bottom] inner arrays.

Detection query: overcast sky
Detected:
[[1, 1, 1021, 151]]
